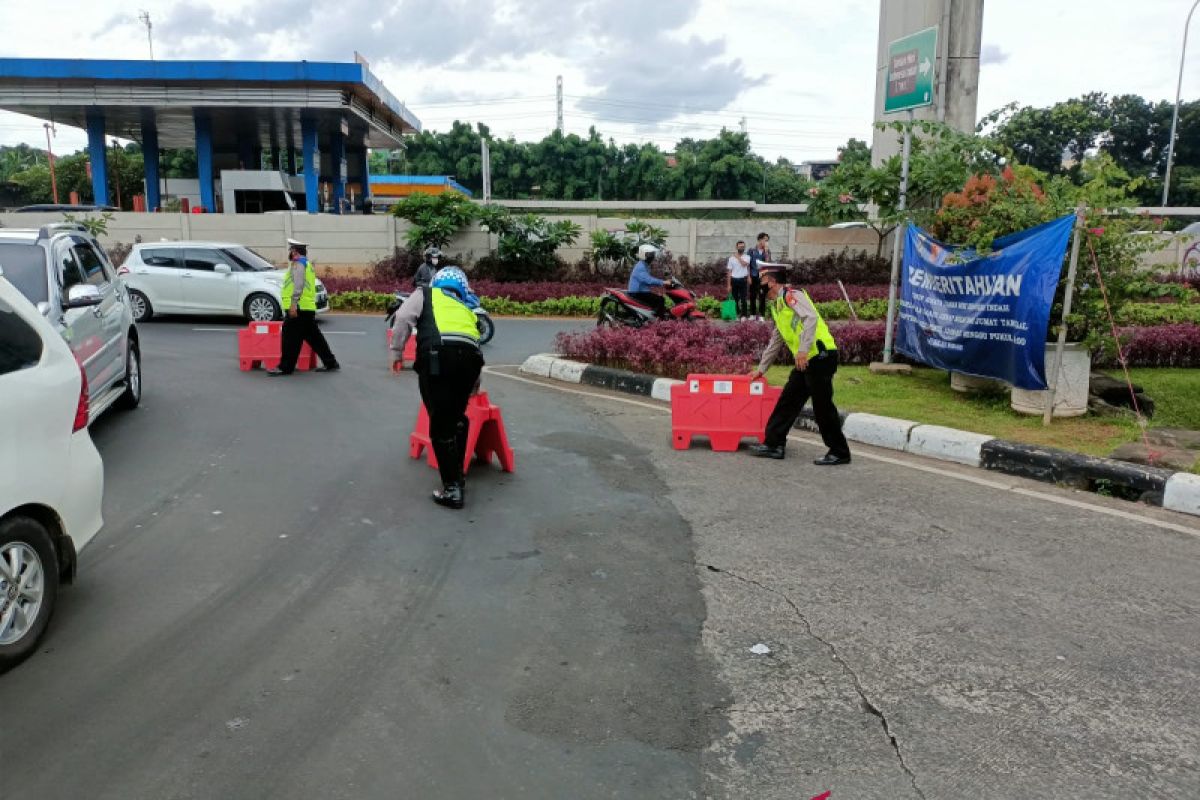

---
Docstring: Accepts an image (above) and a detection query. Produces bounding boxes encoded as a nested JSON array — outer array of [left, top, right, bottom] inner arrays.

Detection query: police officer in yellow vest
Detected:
[[267, 238, 339, 376], [748, 265, 851, 465], [388, 266, 484, 509]]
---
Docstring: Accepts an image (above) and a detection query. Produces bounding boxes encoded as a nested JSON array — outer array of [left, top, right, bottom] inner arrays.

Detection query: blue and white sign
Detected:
[[896, 215, 1075, 390]]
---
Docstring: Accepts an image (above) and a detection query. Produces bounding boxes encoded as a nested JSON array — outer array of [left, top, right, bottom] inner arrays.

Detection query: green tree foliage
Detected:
[[389, 191, 478, 250], [980, 93, 1200, 206]]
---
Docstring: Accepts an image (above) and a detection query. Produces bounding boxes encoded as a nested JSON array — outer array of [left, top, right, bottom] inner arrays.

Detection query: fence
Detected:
[[0, 211, 1194, 274]]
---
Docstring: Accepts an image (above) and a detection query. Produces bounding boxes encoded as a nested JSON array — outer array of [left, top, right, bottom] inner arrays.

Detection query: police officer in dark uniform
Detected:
[[388, 266, 484, 509]]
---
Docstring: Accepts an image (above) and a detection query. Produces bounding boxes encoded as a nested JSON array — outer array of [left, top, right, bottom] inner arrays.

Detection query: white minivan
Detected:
[[119, 242, 329, 322], [0, 273, 104, 672]]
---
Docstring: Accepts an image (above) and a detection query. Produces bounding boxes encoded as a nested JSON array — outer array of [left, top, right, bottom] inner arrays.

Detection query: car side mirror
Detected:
[[63, 284, 103, 309], [214, 263, 232, 274]]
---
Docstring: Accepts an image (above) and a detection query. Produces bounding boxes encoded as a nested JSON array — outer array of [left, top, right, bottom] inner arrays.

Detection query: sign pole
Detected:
[[882, 110, 913, 363], [1042, 206, 1086, 426]]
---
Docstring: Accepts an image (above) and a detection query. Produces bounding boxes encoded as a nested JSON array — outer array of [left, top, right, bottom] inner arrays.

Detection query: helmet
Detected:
[[423, 246, 442, 261], [637, 244, 658, 261], [431, 266, 470, 299]]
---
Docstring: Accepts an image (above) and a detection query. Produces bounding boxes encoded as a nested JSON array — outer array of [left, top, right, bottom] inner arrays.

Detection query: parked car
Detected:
[[0, 273, 104, 672], [0, 223, 141, 425], [118, 242, 329, 322]]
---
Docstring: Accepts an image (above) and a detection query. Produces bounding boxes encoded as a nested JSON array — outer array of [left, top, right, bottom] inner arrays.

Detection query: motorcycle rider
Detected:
[[627, 244, 668, 319], [414, 246, 441, 289], [389, 266, 485, 509]]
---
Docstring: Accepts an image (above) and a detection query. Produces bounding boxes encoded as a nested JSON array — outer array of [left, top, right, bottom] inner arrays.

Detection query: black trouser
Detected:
[[630, 291, 667, 318], [764, 351, 851, 459], [749, 275, 766, 317], [279, 310, 337, 372], [417, 344, 485, 487], [730, 277, 749, 319]]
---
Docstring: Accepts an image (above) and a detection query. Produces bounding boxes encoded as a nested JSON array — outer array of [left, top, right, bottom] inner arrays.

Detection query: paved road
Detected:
[[2, 314, 1198, 799]]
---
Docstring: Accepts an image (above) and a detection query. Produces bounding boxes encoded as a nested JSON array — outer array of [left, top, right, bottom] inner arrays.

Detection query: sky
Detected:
[[0, 0, 1196, 163]]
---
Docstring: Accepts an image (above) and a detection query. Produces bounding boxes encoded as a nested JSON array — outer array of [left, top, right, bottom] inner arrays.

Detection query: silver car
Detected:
[[0, 223, 141, 424]]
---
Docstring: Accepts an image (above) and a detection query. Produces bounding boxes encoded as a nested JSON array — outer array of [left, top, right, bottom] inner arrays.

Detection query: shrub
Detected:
[[684, 249, 892, 287], [1095, 324, 1200, 368], [390, 193, 476, 251], [328, 290, 393, 313], [553, 319, 889, 379], [1115, 303, 1200, 326]]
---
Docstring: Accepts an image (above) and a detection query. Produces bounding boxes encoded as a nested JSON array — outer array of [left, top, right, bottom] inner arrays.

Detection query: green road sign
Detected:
[[885, 26, 938, 113]]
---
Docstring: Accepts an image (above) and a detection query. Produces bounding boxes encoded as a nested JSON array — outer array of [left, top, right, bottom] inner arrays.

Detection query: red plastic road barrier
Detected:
[[237, 321, 316, 371], [409, 391, 515, 474], [811, 793, 831, 800], [670, 373, 782, 452], [385, 329, 418, 369]]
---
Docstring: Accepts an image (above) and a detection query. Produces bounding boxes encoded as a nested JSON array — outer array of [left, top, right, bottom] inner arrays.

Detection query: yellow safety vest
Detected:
[[771, 288, 836, 358], [281, 257, 317, 311], [430, 287, 480, 344]]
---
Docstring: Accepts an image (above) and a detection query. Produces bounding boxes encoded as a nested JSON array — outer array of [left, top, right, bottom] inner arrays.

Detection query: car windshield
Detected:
[[0, 243, 48, 305], [224, 246, 276, 272]]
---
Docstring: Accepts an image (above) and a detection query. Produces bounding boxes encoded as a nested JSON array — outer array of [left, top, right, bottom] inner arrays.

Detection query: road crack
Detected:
[[705, 564, 928, 800]]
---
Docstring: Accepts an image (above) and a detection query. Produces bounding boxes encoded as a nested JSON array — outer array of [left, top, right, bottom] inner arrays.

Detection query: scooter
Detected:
[[596, 274, 708, 328], [386, 290, 495, 345]]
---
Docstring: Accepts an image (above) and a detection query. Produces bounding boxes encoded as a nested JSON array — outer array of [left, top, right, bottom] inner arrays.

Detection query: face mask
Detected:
[[430, 257, 439, 265]]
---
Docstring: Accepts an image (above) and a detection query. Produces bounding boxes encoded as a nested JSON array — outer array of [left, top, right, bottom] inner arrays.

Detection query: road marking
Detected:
[[485, 368, 1200, 539]]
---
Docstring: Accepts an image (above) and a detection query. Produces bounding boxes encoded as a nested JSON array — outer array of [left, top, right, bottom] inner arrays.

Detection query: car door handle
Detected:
[[182, 273, 194, 279], [135, 269, 150, 274]]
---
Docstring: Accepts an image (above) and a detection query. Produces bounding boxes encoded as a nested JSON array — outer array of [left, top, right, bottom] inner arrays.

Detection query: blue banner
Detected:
[[896, 214, 1074, 390]]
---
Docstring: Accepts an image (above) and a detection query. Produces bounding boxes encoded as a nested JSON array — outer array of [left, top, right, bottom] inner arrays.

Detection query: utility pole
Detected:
[[739, 116, 747, 134], [138, 10, 154, 60], [1162, 0, 1200, 206], [480, 139, 491, 202], [44, 122, 59, 204], [555, 75, 564, 134]]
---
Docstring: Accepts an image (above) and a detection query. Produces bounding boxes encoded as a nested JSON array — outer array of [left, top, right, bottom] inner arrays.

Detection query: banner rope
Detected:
[[1085, 233, 1156, 459]]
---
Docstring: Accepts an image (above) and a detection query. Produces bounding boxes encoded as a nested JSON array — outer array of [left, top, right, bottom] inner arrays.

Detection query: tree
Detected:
[[389, 192, 477, 250]]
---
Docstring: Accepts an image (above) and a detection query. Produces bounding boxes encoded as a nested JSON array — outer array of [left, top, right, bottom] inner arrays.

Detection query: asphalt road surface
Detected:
[[1, 313, 1198, 799]]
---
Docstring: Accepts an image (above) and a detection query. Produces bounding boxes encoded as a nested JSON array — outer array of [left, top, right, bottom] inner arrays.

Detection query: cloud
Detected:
[[980, 44, 1010, 66], [153, 0, 762, 123]]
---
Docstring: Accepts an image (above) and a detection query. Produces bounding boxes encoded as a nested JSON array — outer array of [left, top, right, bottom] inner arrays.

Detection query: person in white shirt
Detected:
[[725, 240, 751, 320]]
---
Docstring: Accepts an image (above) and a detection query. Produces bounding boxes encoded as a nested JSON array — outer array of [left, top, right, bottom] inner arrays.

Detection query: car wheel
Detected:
[[476, 313, 495, 345], [128, 290, 152, 322], [0, 516, 60, 674], [117, 340, 141, 411], [245, 293, 281, 322]]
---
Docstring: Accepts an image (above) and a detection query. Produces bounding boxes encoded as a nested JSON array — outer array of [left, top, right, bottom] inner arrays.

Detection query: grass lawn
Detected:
[[765, 365, 1200, 466]]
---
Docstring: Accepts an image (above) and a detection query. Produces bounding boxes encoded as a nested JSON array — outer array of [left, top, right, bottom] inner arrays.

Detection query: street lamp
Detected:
[[1162, 0, 1200, 207]]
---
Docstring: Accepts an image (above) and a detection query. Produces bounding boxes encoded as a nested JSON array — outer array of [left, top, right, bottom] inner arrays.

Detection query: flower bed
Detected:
[[554, 320, 891, 379], [554, 321, 1200, 379]]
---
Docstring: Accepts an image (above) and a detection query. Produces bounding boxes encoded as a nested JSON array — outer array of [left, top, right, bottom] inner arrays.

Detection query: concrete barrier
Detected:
[[651, 378, 683, 402], [1164, 473, 1200, 516], [842, 412, 918, 451], [519, 354, 557, 378], [549, 359, 587, 384], [907, 425, 994, 467]]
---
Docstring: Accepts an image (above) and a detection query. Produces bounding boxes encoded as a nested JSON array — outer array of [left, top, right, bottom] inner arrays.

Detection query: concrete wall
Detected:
[[1, 211, 1192, 275]]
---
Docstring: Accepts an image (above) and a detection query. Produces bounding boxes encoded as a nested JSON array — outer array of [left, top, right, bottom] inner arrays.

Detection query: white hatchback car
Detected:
[[0, 274, 104, 672], [119, 242, 329, 322]]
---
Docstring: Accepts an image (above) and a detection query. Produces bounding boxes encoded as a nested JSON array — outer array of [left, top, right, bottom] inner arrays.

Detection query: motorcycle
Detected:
[[385, 290, 495, 345], [596, 274, 708, 328]]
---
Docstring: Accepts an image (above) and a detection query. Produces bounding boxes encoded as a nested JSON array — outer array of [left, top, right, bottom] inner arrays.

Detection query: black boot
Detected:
[[749, 443, 785, 459], [432, 482, 464, 509]]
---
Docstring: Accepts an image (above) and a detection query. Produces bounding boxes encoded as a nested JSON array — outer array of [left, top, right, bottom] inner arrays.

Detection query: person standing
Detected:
[[746, 231, 772, 321], [748, 265, 851, 466], [389, 267, 484, 509], [414, 246, 441, 289], [626, 245, 667, 318], [267, 238, 339, 376], [725, 240, 751, 320]]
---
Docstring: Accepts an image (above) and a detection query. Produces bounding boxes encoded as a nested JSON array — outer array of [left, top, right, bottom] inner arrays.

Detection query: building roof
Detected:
[[0, 58, 421, 150], [369, 175, 474, 197]]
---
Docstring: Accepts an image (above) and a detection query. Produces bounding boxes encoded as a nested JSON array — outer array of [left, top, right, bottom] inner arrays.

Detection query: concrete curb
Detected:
[[517, 355, 1200, 518]]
